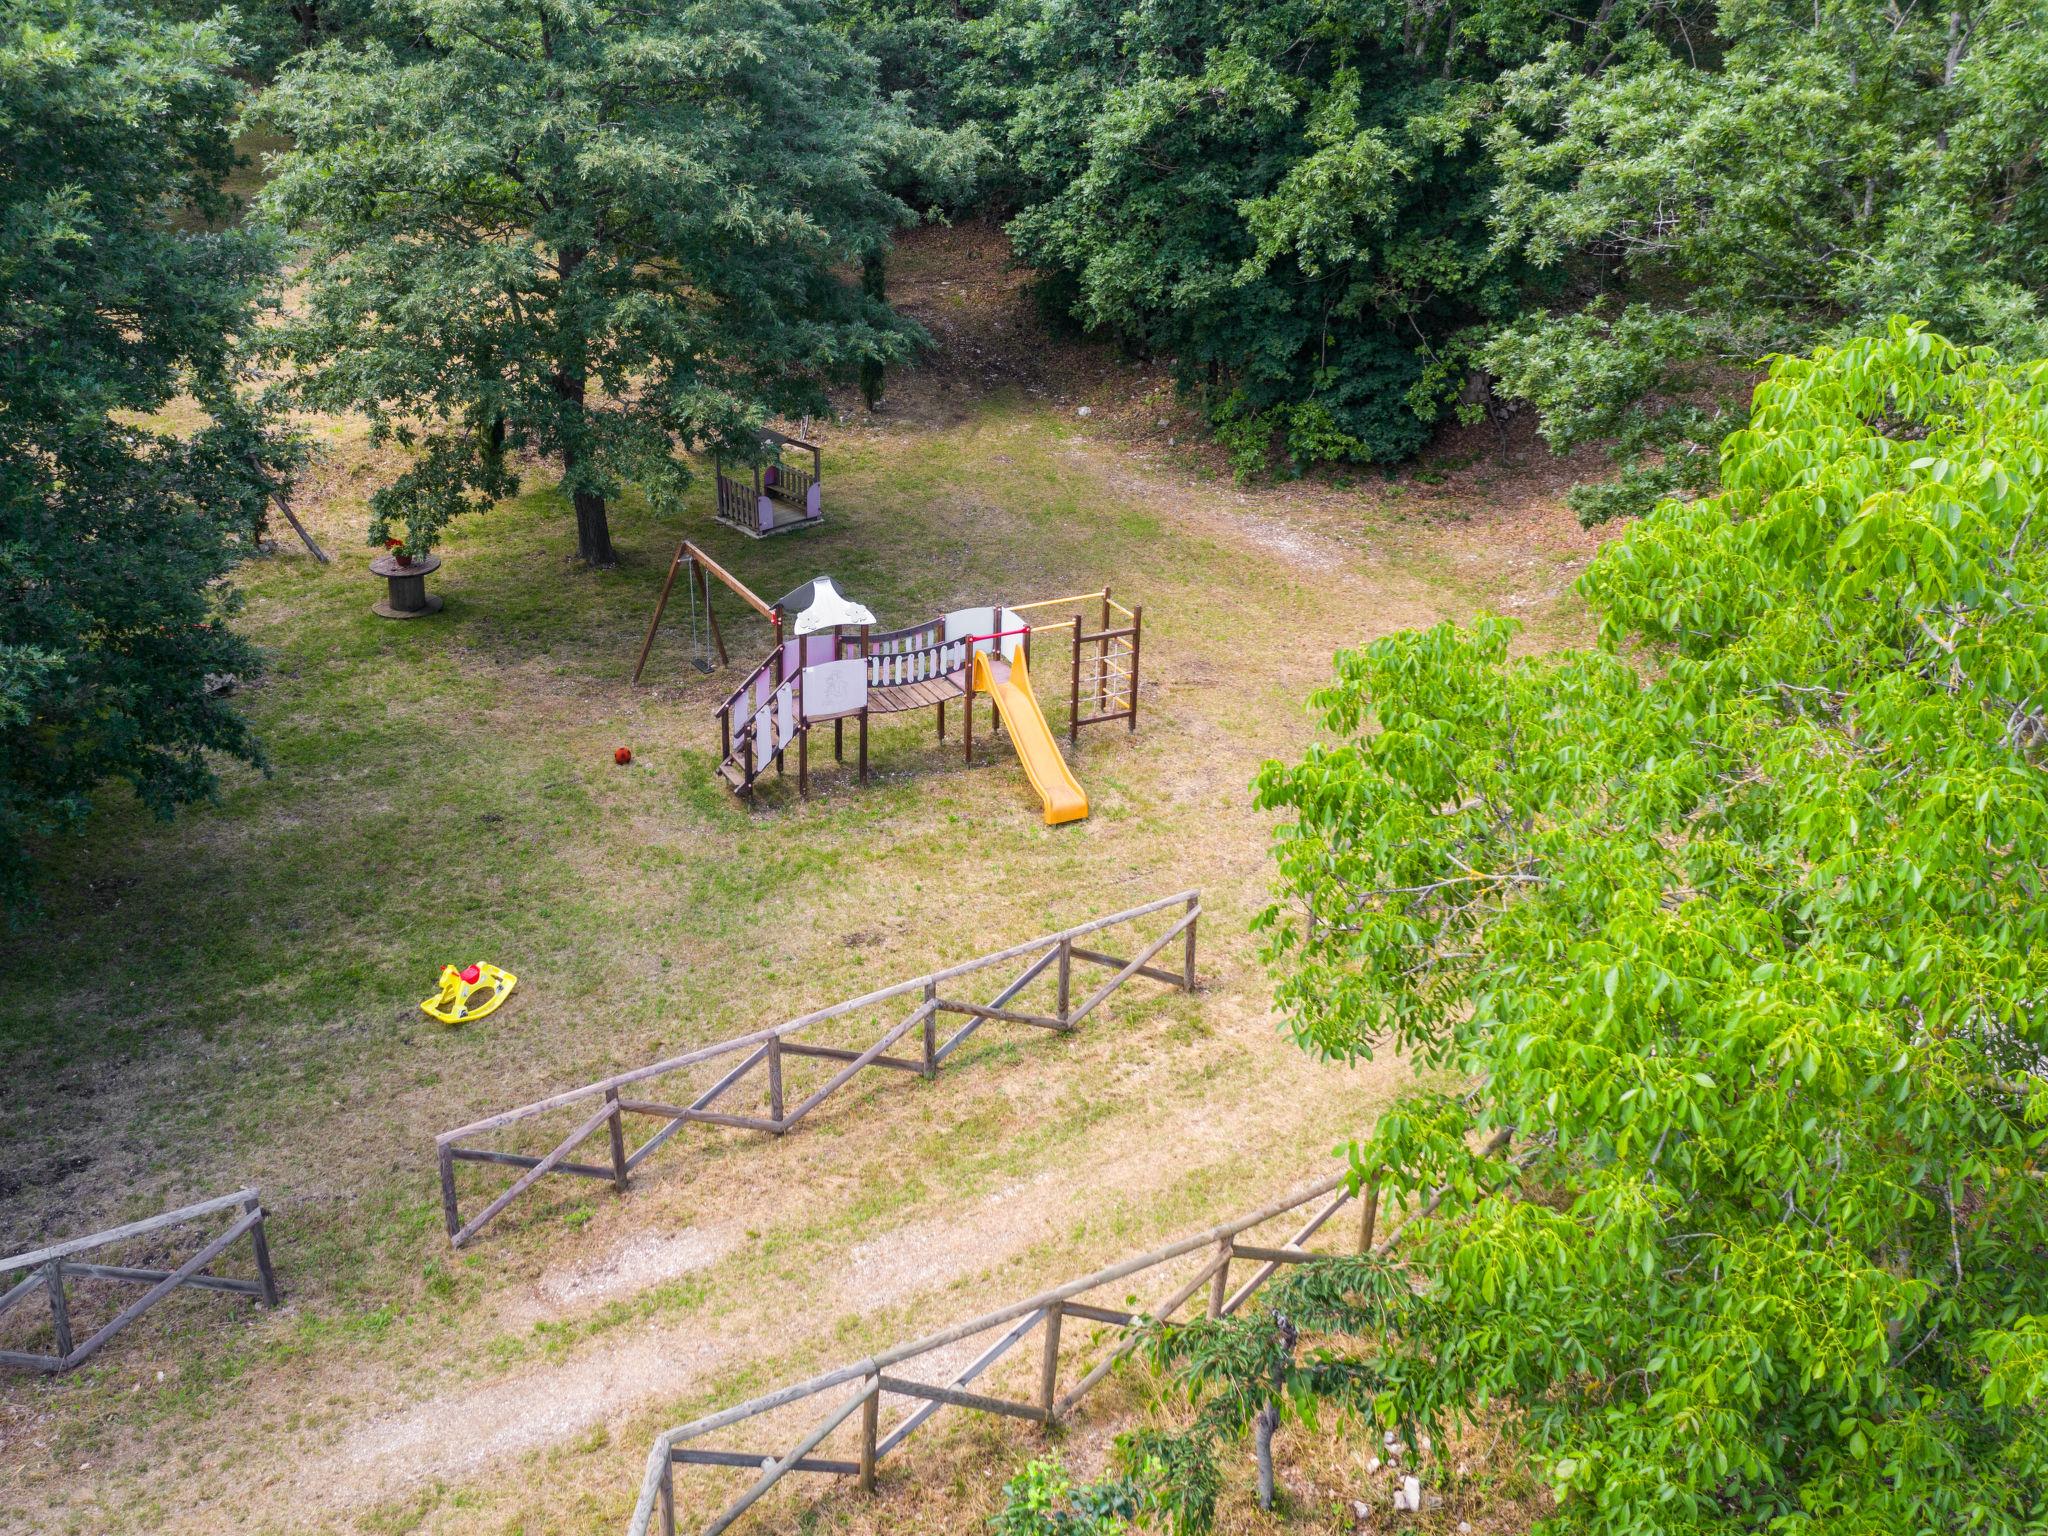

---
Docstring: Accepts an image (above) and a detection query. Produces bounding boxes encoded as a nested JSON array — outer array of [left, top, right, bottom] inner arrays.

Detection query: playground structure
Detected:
[[714, 590, 1141, 824], [434, 892, 1200, 1248], [714, 430, 823, 539], [624, 1131, 1518, 1536]]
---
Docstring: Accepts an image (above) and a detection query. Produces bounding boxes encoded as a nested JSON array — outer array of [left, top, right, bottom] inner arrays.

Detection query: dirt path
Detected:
[[309, 994, 1394, 1511]]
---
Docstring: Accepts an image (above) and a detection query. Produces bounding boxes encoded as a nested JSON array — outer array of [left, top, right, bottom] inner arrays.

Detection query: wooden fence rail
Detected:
[[0, 1189, 279, 1375], [435, 892, 1203, 1248], [626, 1129, 1513, 1536]]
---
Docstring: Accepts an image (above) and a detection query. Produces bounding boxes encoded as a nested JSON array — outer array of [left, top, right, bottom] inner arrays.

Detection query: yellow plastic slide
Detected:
[[973, 648, 1088, 825]]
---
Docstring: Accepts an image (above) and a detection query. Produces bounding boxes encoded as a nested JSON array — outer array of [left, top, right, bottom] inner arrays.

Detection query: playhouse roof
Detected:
[[775, 577, 877, 635]]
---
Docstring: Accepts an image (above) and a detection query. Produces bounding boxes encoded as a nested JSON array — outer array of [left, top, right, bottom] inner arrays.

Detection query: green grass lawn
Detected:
[[0, 242, 1595, 1535]]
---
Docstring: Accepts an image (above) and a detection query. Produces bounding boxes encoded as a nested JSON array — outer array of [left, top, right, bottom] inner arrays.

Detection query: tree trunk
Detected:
[[573, 485, 614, 567], [552, 244, 614, 567], [1254, 1401, 1278, 1509], [860, 248, 888, 409]]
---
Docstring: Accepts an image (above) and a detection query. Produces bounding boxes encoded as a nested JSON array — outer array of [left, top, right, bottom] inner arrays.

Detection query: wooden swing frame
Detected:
[[633, 539, 782, 683]]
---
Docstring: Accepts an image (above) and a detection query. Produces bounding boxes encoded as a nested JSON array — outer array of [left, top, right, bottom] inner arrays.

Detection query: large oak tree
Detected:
[[1, 0, 288, 914], [262, 0, 925, 566]]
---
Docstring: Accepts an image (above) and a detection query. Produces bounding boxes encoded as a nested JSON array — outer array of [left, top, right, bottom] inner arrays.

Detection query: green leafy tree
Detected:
[[1, 0, 290, 914], [1244, 321, 2048, 1531], [260, 0, 928, 566], [140, 0, 381, 78], [1129, 1257, 1412, 1527], [1487, 0, 2048, 522], [992, 0, 1661, 479], [827, 0, 1001, 208]]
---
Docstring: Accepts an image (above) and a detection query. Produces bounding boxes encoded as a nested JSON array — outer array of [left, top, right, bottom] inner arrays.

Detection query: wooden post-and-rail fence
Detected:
[[0, 1189, 279, 1375], [626, 1128, 1515, 1536], [435, 892, 1204, 1248]]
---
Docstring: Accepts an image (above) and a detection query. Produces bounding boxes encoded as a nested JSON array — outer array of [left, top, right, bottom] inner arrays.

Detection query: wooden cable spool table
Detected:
[[370, 551, 443, 619]]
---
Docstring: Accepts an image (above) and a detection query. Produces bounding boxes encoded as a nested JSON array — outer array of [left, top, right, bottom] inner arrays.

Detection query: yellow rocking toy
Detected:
[[421, 962, 517, 1025]]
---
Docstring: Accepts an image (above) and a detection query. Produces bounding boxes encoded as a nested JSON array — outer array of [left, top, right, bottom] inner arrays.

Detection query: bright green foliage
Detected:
[[1250, 323, 2048, 1531], [1488, 0, 2048, 522], [990, 1260, 1414, 1534], [260, 0, 927, 565], [0, 0, 289, 915], [989, 1455, 1157, 1536], [993, 0, 1614, 479]]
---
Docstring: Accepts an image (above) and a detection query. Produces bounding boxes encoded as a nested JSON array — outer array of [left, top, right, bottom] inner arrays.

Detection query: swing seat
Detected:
[[421, 962, 517, 1025]]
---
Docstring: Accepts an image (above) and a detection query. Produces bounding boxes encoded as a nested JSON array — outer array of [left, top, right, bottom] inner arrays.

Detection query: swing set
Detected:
[[631, 539, 781, 683]]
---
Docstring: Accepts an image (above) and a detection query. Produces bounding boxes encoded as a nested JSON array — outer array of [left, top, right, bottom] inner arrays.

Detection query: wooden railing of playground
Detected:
[[0, 1189, 279, 1374], [1009, 591, 1142, 742], [625, 1129, 1514, 1536], [435, 892, 1204, 1249], [771, 461, 817, 508], [714, 472, 755, 528]]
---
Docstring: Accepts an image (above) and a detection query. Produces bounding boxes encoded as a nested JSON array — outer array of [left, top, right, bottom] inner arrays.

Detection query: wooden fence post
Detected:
[[247, 1199, 280, 1306], [1098, 590, 1111, 715], [1357, 1180, 1380, 1254], [1040, 1303, 1064, 1426], [42, 1263, 72, 1362], [767, 1039, 785, 1129], [1057, 936, 1072, 1023], [1207, 1242, 1231, 1319], [1127, 606, 1142, 732], [1182, 894, 1198, 990], [606, 1088, 629, 1191], [922, 982, 938, 1078], [439, 1145, 461, 1240], [660, 1452, 678, 1536], [1069, 613, 1082, 744], [859, 1381, 880, 1492]]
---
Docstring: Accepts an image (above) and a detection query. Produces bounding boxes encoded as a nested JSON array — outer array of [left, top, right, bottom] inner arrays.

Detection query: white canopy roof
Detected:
[[782, 576, 877, 636]]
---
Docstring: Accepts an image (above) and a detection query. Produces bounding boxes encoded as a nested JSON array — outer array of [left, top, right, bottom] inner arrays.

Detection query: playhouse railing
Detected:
[[714, 473, 755, 528], [861, 618, 954, 688], [433, 892, 1202, 1248], [718, 640, 830, 789], [771, 461, 816, 508]]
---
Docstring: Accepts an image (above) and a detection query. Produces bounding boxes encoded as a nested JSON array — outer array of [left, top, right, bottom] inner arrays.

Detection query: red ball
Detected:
[[614, 746, 633, 765]]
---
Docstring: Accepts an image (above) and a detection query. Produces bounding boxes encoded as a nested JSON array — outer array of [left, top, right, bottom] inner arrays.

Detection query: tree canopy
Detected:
[[1246, 322, 2048, 1530], [1486, 0, 2048, 521], [837, 0, 2048, 493], [261, 0, 931, 565], [990, 0, 1577, 477], [0, 0, 287, 914]]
